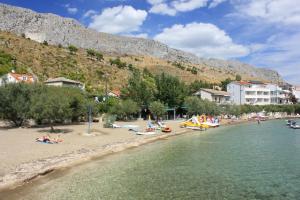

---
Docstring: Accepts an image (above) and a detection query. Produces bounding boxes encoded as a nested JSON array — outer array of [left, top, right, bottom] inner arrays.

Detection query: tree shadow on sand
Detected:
[[38, 128, 73, 134]]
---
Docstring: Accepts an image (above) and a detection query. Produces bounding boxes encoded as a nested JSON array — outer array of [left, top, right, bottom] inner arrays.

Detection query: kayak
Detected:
[[136, 131, 157, 135]]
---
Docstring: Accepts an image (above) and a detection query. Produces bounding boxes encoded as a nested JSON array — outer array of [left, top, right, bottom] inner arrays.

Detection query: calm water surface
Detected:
[[3, 120, 300, 200]]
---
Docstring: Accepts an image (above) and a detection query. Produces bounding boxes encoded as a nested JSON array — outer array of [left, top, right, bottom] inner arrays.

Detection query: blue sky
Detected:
[[1, 0, 300, 84]]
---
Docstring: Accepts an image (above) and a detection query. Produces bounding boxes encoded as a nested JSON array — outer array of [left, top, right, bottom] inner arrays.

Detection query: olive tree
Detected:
[[0, 83, 32, 126], [109, 99, 139, 120], [149, 101, 166, 120], [30, 87, 72, 131], [184, 96, 206, 116]]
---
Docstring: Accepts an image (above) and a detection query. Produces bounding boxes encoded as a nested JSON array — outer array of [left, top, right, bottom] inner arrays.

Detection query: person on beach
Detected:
[[36, 134, 51, 143], [36, 134, 63, 144], [52, 135, 63, 143]]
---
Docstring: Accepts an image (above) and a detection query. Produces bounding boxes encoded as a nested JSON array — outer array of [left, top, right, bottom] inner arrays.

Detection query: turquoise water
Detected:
[[3, 120, 300, 200]]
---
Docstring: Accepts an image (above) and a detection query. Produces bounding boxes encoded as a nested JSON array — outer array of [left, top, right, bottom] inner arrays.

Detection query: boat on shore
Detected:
[[136, 131, 157, 135]]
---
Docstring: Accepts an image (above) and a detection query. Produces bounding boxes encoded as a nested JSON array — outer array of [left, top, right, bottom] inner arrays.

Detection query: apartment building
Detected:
[[227, 81, 287, 105], [194, 88, 230, 104]]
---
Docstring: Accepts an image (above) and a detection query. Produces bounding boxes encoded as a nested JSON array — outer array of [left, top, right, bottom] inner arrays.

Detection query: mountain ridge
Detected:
[[0, 3, 283, 83]]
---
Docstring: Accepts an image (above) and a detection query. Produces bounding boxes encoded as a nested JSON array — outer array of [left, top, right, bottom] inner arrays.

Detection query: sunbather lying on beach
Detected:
[[36, 134, 63, 144]]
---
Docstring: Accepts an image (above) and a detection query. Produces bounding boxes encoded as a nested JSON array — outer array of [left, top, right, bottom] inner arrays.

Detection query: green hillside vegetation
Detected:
[[0, 31, 255, 95]]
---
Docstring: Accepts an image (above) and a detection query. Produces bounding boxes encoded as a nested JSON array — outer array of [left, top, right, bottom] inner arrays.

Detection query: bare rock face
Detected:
[[0, 3, 283, 82]]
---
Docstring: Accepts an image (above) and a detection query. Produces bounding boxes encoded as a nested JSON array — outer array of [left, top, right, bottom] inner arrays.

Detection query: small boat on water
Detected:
[[290, 121, 300, 129], [286, 120, 293, 126]]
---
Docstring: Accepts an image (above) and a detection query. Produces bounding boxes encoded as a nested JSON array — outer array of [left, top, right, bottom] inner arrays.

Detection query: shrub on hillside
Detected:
[[87, 49, 103, 61], [43, 40, 48, 45], [68, 45, 78, 55]]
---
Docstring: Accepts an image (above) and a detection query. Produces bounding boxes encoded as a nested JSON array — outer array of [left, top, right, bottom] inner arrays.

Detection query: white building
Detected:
[[194, 88, 230, 104], [44, 77, 85, 90], [0, 72, 37, 86], [227, 81, 287, 105]]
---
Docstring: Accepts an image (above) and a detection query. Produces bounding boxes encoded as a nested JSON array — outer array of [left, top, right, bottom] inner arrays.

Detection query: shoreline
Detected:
[[0, 126, 190, 192], [0, 117, 296, 193]]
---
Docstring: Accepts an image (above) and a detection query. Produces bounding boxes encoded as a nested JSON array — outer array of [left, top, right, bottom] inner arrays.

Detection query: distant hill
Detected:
[[0, 3, 284, 92]]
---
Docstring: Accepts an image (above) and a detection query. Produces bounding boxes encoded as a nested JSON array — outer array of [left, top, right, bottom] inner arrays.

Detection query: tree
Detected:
[[0, 83, 32, 126], [43, 40, 48, 45], [62, 87, 87, 122], [149, 101, 166, 120], [109, 99, 139, 120], [184, 96, 206, 115], [68, 45, 78, 55], [155, 73, 188, 108], [189, 80, 213, 94], [30, 87, 72, 131], [228, 105, 242, 116], [220, 78, 232, 91], [0, 51, 14, 76], [235, 74, 242, 81], [288, 93, 298, 104], [122, 70, 157, 106]]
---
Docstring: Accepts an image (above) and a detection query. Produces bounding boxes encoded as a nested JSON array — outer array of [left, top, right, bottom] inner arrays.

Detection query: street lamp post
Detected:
[[87, 104, 92, 134]]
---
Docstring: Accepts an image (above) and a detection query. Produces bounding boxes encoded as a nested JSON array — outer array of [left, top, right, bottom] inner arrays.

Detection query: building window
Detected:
[[22, 76, 27, 81]]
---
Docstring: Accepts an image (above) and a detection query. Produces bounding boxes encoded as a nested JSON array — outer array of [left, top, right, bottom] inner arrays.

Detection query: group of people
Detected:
[[199, 115, 220, 124], [36, 134, 63, 144]]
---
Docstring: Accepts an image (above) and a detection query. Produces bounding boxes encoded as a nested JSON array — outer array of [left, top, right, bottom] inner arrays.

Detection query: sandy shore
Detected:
[[0, 119, 189, 190], [0, 116, 295, 191]]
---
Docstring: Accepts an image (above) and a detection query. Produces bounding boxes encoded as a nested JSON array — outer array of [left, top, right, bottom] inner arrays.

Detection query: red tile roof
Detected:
[[111, 89, 121, 97], [9, 73, 35, 83]]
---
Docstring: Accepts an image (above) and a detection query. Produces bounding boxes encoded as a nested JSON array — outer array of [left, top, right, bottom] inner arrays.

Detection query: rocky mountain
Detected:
[[0, 3, 283, 83]]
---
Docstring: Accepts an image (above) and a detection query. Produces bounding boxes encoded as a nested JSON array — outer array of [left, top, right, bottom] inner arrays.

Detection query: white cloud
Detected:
[[124, 33, 149, 39], [147, 0, 165, 4], [236, 0, 300, 25], [246, 33, 300, 84], [148, 0, 211, 16], [154, 22, 249, 59], [83, 10, 97, 18], [149, 3, 176, 16], [88, 6, 147, 34], [209, 0, 227, 8], [64, 4, 78, 15], [172, 0, 208, 12]]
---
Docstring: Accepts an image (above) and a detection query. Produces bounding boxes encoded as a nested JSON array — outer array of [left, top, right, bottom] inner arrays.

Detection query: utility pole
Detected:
[[87, 105, 92, 134], [103, 73, 109, 110]]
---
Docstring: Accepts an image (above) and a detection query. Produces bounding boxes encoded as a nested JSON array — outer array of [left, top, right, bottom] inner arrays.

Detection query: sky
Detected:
[[1, 0, 300, 84]]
